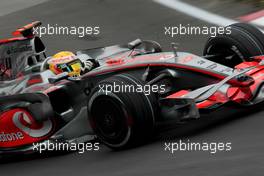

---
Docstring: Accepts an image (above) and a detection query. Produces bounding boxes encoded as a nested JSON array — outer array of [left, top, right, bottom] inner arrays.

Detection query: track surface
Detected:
[[1, 0, 264, 175]]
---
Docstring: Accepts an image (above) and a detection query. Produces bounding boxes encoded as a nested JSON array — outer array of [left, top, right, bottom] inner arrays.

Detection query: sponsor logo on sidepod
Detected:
[[0, 132, 24, 142], [12, 111, 53, 138]]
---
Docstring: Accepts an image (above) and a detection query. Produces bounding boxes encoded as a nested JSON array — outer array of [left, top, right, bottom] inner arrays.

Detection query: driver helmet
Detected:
[[48, 51, 82, 77]]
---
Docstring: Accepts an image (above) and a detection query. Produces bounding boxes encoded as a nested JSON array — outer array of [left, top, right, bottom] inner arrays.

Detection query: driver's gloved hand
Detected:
[[81, 60, 94, 72], [81, 59, 100, 73]]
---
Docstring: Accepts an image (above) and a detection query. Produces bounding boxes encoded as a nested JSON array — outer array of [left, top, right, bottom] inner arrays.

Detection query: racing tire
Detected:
[[203, 23, 264, 67], [88, 73, 158, 150]]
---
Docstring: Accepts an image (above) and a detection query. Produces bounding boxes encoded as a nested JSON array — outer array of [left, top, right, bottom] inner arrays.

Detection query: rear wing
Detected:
[[12, 21, 41, 38], [0, 21, 46, 81]]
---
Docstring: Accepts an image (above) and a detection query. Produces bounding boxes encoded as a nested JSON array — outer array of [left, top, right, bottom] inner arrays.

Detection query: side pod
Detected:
[[0, 93, 53, 122]]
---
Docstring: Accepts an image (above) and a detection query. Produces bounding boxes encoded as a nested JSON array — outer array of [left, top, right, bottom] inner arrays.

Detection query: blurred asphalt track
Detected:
[[1, 0, 264, 175]]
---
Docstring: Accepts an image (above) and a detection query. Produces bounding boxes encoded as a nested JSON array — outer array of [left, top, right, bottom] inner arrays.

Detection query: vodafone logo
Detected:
[[12, 111, 53, 138], [0, 132, 24, 142]]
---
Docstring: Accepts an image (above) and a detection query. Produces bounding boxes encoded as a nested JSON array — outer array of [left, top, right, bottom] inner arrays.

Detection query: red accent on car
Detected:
[[125, 53, 174, 64], [230, 78, 255, 87], [18, 112, 44, 130], [180, 55, 193, 63], [208, 91, 228, 103], [196, 91, 228, 109], [235, 62, 259, 70], [227, 87, 253, 103], [0, 37, 27, 44], [27, 78, 43, 87], [196, 100, 216, 109], [84, 63, 226, 80], [252, 55, 264, 62], [26, 75, 43, 87], [12, 21, 41, 37], [106, 58, 124, 65], [166, 90, 189, 98], [227, 87, 239, 99], [12, 30, 22, 37], [0, 108, 53, 148]]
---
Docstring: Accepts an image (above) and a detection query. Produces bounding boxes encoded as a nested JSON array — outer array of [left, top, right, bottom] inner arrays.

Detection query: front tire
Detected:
[[88, 74, 158, 150], [203, 23, 264, 67]]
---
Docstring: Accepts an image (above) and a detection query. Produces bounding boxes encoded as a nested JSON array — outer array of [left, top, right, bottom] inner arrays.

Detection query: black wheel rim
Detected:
[[90, 95, 130, 146], [207, 44, 244, 67]]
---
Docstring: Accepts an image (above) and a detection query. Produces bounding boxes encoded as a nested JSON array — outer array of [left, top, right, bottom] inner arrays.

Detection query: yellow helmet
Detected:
[[48, 51, 82, 77]]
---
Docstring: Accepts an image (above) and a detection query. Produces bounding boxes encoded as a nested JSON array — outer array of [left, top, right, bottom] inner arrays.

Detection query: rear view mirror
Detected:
[[128, 39, 142, 49], [32, 36, 46, 54]]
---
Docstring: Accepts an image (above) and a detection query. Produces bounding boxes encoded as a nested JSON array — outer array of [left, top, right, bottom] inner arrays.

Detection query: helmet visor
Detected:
[[57, 59, 82, 76]]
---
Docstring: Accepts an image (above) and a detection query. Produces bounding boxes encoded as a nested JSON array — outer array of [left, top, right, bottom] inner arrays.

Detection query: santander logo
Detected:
[[12, 111, 53, 138]]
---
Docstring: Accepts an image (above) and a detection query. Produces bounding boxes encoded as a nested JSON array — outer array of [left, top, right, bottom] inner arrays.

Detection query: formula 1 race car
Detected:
[[1, 21, 264, 157]]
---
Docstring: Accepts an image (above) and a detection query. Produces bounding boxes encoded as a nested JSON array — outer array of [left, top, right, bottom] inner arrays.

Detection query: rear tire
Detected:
[[203, 23, 264, 67], [88, 73, 158, 150]]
